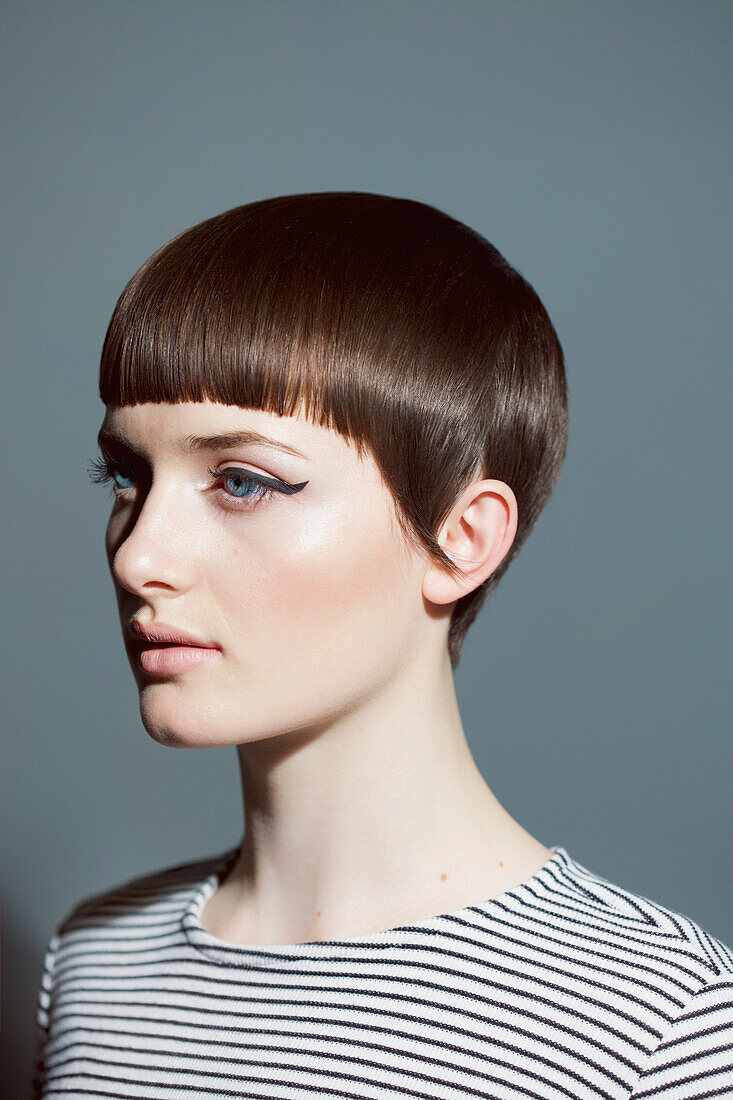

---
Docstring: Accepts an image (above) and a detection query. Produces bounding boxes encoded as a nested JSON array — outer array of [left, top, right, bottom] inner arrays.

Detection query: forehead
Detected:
[[98, 400, 363, 466]]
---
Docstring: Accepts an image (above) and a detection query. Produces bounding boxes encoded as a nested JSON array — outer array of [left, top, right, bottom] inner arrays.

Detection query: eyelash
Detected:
[[86, 455, 280, 511]]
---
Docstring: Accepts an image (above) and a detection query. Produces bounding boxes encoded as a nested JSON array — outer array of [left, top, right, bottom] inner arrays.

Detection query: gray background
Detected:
[[2, 1, 731, 1093]]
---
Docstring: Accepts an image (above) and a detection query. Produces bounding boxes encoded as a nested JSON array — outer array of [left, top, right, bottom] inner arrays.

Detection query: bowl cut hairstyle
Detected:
[[98, 191, 568, 668]]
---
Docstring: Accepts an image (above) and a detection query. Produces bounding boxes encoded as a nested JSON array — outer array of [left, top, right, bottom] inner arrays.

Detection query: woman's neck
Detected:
[[201, 662, 550, 946]]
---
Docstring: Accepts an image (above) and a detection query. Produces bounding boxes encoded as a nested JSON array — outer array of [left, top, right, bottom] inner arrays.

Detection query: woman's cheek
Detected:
[[214, 484, 413, 658]]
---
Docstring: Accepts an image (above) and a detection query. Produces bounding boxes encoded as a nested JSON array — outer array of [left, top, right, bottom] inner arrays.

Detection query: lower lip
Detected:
[[136, 644, 222, 676]]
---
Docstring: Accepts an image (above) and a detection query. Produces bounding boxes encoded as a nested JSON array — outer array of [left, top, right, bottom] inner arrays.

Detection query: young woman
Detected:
[[33, 192, 732, 1099]]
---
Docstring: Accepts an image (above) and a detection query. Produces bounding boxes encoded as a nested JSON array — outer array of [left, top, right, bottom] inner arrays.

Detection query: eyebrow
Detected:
[[96, 425, 308, 461]]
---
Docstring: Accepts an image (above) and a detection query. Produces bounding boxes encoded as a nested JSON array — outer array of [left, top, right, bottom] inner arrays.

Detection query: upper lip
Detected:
[[129, 621, 220, 648]]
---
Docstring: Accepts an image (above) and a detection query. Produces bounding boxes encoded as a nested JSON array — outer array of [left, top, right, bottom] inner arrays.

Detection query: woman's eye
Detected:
[[87, 455, 137, 493], [85, 455, 279, 510], [209, 466, 277, 507]]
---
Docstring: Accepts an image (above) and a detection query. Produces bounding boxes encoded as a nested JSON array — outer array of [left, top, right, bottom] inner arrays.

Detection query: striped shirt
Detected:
[[32, 844, 733, 1099]]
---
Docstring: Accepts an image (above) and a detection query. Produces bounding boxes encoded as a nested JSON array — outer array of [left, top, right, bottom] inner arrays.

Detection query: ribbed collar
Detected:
[[182, 844, 572, 967]]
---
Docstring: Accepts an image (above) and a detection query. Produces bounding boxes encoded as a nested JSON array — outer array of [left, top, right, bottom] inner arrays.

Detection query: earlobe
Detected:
[[422, 480, 517, 606]]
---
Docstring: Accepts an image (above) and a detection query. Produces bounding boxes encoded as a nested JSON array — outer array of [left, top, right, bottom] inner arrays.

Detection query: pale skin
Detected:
[[99, 397, 552, 946]]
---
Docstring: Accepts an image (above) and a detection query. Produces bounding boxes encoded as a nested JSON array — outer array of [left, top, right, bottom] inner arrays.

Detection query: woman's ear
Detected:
[[422, 479, 518, 606]]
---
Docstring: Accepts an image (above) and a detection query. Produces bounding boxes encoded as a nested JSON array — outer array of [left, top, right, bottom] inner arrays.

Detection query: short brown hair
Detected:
[[99, 191, 568, 668]]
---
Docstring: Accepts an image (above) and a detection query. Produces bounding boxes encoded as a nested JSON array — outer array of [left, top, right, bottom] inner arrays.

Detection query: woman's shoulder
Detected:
[[52, 844, 236, 937], [543, 850, 733, 1098], [546, 846, 733, 984], [34, 846, 236, 1042]]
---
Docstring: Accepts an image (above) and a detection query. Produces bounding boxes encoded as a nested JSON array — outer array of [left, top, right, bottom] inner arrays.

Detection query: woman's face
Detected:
[[98, 399, 435, 749]]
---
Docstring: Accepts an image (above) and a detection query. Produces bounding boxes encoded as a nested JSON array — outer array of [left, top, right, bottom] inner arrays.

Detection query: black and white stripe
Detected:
[[32, 845, 733, 1098]]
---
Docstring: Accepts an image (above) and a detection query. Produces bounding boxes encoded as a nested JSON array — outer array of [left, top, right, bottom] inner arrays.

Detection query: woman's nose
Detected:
[[107, 482, 197, 597]]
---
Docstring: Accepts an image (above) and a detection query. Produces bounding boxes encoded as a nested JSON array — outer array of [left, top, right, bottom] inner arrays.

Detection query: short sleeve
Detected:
[[30, 927, 62, 1100], [629, 977, 733, 1098]]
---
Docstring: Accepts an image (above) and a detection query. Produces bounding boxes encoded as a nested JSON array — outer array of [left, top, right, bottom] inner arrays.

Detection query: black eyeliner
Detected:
[[210, 466, 309, 496]]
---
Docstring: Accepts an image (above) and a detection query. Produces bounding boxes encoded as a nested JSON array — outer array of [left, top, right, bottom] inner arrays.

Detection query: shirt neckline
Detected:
[[182, 844, 570, 965]]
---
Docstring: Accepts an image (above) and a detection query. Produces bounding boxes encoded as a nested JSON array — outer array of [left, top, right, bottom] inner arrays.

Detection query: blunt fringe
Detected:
[[99, 191, 568, 669]]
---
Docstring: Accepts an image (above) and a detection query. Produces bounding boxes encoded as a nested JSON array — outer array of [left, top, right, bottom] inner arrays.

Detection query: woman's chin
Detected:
[[138, 696, 214, 748]]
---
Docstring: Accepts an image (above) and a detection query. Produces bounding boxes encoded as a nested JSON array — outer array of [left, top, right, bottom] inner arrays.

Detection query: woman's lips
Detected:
[[136, 643, 222, 676]]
